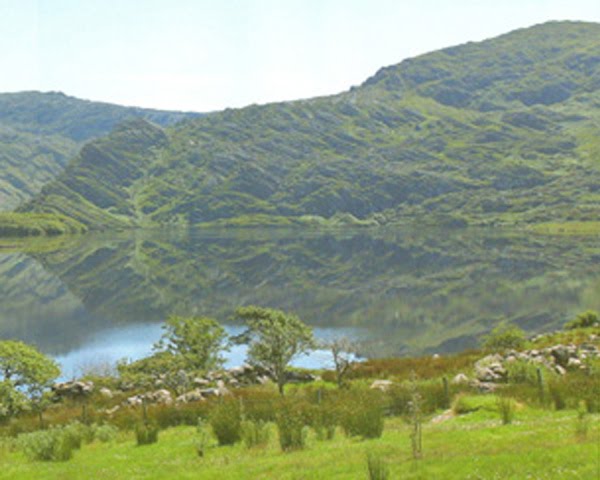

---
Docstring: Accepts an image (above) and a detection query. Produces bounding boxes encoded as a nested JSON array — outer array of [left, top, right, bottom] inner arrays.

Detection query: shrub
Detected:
[[240, 419, 270, 449], [17, 427, 76, 462], [482, 324, 526, 352], [339, 390, 384, 439], [366, 451, 389, 480], [497, 397, 516, 425], [452, 394, 499, 414], [564, 311, 599, 330], [275, 400, 308, 451], [575, 402, 589, 441], [209, 399, 241, 446], [93, 424, 118, 443], [195, 419, 212, 457], [135, 423, 159, 446]]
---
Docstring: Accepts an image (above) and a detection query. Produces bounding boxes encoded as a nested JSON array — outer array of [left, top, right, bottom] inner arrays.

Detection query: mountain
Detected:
[[23, 22, 600, 227], [0, 91, 200, 210]]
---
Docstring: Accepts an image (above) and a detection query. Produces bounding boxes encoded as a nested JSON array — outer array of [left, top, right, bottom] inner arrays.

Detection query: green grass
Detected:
[[0, 212, 87, 237], [529, 222, 600, 236], [0, 409, 596, 479]]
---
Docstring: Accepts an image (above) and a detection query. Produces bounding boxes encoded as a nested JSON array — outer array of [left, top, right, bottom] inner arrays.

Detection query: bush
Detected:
[[366, 451, 389, 480], [452, 394, 499, 414], [482, 324, 526, 352], [339, 390, 384, 439], [209, 399, 241, 446], [17, 427, 76, 462], [195, 419, 212, 457], [135, 423, 159, 446], [93, 424, 118, 443], [275, 400, 308, 451], [240, 419, 270, 449], [564, 311, 599, 330], [497, 397, 516, 425]]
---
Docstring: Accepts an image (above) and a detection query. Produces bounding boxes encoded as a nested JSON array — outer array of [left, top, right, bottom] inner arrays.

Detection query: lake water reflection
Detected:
[[0, 228, 598, 376]]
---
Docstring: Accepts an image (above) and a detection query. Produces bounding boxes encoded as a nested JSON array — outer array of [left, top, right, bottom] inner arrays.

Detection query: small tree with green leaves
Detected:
[[154, 315, 228, 373], [234, 306, 315, 395], [482, 323, 526, 352], [0, 340, 60, 424]]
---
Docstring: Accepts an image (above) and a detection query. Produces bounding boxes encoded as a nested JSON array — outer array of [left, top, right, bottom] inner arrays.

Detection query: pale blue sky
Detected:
[[1, 0, 599, 112]]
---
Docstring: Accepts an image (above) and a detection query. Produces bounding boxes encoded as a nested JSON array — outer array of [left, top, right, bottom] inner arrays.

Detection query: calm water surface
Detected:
[[0, 228, 598, 378]]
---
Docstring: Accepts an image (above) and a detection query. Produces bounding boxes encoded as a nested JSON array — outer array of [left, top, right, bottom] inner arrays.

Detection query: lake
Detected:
[[0, 228, 598, 378]]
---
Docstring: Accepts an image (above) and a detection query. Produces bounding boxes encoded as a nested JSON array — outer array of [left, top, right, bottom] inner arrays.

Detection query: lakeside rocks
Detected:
[[52, 381, 94, 399], [469, 343, 599, 389]]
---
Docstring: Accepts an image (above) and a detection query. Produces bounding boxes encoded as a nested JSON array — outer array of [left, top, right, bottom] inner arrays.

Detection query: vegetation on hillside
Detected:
[[22, 22, 600, 228], [0, 213, 86, 237], [0, 91, 200, 210]]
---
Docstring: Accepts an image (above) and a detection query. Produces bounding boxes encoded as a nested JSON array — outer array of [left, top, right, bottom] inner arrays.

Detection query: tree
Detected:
[[0, 340, 60, 423], [323, 337, 356, 388], [153, 315, 228, 373], [481, 323, 526, 352], [565, 310, 599, 330], [234, 306, 315, 395]]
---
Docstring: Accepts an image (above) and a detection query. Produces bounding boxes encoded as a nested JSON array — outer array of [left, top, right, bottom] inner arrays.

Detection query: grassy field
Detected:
[[0, 407, 597, 480], [529, 221, 600, 236]]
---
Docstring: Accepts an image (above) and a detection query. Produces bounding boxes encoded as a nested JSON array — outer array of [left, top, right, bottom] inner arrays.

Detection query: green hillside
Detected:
[[23, 22, 600, 227], [0, 92, 200, 210]]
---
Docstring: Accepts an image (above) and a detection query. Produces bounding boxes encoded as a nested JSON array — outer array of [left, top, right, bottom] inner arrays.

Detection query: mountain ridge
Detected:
[[20, 21, 600, 227], [0, 91, 201, 210]]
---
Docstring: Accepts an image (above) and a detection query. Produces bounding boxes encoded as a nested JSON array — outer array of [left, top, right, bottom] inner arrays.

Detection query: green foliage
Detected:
[[496, 397, 516, 425], [17, 427, 77, 462], [240, 419, 270, 449], [208, 399, 242, 446], [482, 324, 526, 352], [93, 424, 118, 443], [135, 423, 159, 446], [366, 451, 390, 480], [338, 389, 384, 439], [235, 306, 315, 395], [452, 394, 501, 414], [564, 310, 599, 330], [154, 315, 227, 373], [117, 352, 184, 391], [275, 399, 308, 451], [0, 340, 60, 418]]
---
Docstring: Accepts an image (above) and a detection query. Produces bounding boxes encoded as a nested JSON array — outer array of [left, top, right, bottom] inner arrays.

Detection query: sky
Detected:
[[1, 0, 599, 112]]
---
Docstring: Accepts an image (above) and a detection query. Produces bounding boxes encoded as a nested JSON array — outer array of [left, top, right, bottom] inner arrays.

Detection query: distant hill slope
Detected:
[[0, 92, 200, 210], [24, 21, 600, 227]]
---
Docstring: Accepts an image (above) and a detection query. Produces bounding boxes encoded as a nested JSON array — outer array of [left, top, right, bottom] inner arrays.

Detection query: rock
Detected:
[[550, 345, 571, 366], [105, 405, 120, 416], [370, 380, 393, 392], [285, 371, 317, 383], [52, 381, 94, 398], [176, 389, 205, 404], [554, 365, 566, 375], [192, 377, 210, 387], [567, 358, 582, 369], [126, 395, 143, 407], [432, 354, 440, 360], [451, 373, 469, 385], [99, 387, 113, 399], [216, 380, 231, 397], [199, 388, 219, 398]]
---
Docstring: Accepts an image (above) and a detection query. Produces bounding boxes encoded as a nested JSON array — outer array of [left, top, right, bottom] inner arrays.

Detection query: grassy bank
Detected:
[[0, 408, 597, 479], [0, 213, 87, 237], [529, 221, 600, 236]]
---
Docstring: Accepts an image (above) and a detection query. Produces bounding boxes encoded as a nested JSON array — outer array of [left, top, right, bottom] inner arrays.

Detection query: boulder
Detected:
[[99, 387, 113, 399], [52, 381, 94, 398], [451, 373, 469, 385], [370, 380, 393, 392], [176, 389, 205, 404]]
